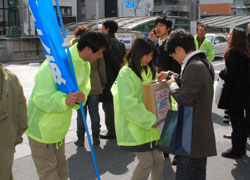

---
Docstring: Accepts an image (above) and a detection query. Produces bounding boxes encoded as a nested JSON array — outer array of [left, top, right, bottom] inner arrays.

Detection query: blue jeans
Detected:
[[76, 95, 101, 138]]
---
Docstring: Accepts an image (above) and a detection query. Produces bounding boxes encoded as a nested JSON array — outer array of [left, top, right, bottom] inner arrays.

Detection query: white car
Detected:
[[205, 33, 228, 58]]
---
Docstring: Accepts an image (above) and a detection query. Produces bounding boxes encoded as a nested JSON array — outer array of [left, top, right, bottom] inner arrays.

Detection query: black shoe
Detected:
[[93, 137, 100, 145], [221, 149, 242, 159], [100, 134, 116, 139], [223, 120, 230, 124], [241, 149, 246, 156], [74, 139, 84, 147], [223, 134, 232, 139]]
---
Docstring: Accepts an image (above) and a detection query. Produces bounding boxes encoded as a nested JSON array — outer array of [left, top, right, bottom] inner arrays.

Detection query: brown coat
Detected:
[[171, 52, 217, 158], [0, 64, 28, 147], [89, 57, 107, 95]]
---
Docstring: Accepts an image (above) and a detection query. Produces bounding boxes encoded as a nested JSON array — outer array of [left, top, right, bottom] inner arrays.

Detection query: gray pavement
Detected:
[[4, 61, 250, 180]]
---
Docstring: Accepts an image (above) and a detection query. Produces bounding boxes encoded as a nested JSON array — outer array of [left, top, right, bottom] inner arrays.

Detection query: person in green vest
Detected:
[[194, 24, 215, 61], [26, 32, 109, 180], [111, 38, 164, 180]]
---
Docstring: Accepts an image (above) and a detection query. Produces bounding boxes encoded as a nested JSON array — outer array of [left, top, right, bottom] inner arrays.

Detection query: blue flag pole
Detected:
[[54, 1, 101, 179]]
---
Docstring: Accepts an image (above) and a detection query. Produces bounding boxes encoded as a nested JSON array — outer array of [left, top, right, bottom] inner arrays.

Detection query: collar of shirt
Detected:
[[158, 36, 168, 46]]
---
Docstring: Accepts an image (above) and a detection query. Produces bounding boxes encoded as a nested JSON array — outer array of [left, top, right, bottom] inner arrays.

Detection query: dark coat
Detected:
[[170, 52, 217, 158], [100, 33, 126, 102], [154, 38, 181, 73], [219, 48, 250, 110]]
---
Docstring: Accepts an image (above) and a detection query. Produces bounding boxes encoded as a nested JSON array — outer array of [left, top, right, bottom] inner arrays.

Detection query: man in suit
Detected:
[[149, 16, 181, 74], [158, 29, 217, 180]]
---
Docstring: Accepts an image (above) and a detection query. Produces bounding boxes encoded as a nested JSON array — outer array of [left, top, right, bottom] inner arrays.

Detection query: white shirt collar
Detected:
[[158, 36, 168, 46]]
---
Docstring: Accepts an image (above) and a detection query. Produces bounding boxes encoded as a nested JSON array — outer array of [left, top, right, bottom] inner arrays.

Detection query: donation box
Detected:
[[143, 81, 171, 121]]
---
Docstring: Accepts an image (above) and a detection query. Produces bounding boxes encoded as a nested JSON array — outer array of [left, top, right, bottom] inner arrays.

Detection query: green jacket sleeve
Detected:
[[116, 69, 157, 130], [31, 63, 69, 113], [206, 40, 215, 61]]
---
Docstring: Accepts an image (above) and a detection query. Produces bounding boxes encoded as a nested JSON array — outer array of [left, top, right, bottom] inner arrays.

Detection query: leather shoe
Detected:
[[93, 138, 100, 145], [223, 134, 232, 139], [74, 139, 84, 147], [221, 149, 242, 159], [100, 134, 116, 139]]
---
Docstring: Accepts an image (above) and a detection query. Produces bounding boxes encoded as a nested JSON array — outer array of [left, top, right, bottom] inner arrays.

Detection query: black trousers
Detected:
[[228, 109, 248, 153], [176, 156, 207, 180], [102, 101, 116, 136]]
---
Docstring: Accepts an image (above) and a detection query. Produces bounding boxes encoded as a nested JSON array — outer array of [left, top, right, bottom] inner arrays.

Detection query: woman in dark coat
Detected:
[[220, 27, 250, 158]]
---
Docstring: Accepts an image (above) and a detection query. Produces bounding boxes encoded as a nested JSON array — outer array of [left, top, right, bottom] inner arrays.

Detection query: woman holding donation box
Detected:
[[111, 38, 164, 180]]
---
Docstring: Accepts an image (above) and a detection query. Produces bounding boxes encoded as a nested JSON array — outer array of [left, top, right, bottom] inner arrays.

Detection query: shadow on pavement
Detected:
[[232, 155, 250, 180], [68, 139, 135, 180]]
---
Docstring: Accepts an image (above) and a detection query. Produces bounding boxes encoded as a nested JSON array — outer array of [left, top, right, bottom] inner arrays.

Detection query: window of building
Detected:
[[54, 6, 72, 16]]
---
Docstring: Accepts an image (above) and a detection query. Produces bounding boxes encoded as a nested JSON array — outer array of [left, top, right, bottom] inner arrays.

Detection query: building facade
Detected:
[[200, 0, 250, 17], [152, 0, 199, 20]]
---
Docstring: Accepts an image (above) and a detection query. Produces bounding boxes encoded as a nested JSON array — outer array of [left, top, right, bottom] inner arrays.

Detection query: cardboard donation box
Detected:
[[143, 81, 171, 121]]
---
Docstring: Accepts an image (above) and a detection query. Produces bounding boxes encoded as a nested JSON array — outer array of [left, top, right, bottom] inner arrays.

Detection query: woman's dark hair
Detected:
[[124, 38, 156, 80], [74, 25, 90, 37], [224, 27, 250, 59], [77, 31, 109, 53], [165, 29, 195, 54]]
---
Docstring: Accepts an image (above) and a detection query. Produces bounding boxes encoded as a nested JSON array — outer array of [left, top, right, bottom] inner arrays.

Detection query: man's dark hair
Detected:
[[77, 31, 109, 53], [154, 16, 172, 33], [165, 29, 195, 54], [196, 24, 206, 32], [102, 20, 118, 34]]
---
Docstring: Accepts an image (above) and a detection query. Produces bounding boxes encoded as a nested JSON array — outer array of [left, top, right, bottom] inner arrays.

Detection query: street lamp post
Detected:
[[96, 0, 99, 29]]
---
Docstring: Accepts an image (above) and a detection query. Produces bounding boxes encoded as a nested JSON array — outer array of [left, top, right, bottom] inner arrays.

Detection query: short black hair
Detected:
[[154, 16, 172, 33], [102, 20, 118, 34], [77, 31, 109, 53], [165, 29, 195, 54]]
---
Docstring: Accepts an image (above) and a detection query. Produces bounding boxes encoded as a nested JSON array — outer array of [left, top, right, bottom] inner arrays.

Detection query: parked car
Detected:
[[205, 33, 228, 58]]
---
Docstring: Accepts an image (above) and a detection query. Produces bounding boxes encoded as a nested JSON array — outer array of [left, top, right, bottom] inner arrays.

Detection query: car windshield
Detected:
[[205, 35, 214, 43]]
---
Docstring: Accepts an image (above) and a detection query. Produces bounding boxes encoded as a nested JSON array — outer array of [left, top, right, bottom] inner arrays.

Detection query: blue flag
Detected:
[[28, 0, 77, 94]]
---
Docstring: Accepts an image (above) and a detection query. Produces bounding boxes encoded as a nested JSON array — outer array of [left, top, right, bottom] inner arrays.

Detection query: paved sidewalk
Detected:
[[4, 63, 250, 180]]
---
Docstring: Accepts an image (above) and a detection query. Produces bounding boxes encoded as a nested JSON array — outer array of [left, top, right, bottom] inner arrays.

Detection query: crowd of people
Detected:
[[1, 17, 250, 180]]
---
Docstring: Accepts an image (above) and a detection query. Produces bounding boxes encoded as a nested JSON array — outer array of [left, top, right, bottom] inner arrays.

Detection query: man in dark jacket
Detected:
[[100, 20, 126, 139], [149, 16, 181, 74], [0, 63, 28, 180], [158, 29, 216, 180]]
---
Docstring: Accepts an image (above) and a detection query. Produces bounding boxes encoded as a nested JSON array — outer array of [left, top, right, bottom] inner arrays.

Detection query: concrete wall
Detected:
[[84, 0, 105, 20], [0, 37, 45, 63]]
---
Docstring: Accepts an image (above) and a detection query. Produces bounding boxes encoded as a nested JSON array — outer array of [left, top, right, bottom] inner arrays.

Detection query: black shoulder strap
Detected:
[[183, 54, 215, 81]]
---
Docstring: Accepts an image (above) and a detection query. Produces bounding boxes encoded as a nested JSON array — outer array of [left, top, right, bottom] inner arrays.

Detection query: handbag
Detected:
[[214, 77, 224, 105], [158, 106, 193, 156]]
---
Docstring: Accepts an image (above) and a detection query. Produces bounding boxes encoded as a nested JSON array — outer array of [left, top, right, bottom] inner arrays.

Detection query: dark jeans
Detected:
[[102, 101, 115, 136], [228, 109, 248, 153], [77, 95, 101, 138]]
